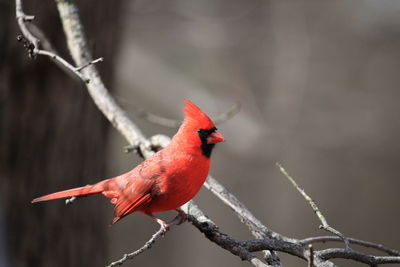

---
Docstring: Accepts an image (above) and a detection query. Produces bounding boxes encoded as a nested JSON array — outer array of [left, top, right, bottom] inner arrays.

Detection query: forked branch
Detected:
[[16, 0, 102, 83], [277, 163, 349, 248]]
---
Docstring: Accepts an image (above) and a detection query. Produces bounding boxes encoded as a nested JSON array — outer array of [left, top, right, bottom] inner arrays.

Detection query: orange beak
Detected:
[[207, 131, 225, 144]]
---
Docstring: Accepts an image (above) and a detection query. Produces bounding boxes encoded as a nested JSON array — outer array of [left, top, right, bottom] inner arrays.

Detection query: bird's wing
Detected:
[[112, 178, 155, 224], [112, 152, 173, 224]]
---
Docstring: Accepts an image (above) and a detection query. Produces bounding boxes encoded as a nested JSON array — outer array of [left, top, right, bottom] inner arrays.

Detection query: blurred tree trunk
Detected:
[[0, 1, 125, 266]]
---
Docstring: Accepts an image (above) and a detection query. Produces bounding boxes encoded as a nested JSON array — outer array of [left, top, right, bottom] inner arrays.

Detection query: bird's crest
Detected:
[[183, 100, 215, 130]]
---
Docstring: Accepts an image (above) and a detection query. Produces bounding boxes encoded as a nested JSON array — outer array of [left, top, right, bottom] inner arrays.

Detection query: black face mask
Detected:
[[197, 127, 217, 158]]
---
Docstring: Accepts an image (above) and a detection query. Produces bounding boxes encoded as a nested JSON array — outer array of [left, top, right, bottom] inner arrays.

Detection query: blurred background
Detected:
[[1, 1, 400, 266]]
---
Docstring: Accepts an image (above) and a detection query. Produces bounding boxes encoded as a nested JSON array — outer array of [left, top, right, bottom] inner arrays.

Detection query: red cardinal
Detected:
[[32, 100, 224, 231]]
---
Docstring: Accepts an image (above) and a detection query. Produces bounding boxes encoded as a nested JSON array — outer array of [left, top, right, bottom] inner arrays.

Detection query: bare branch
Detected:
[[182, 201, 271, 267], [16, 0, 39, 53], [276, 163, 349, 248], [107, 215, 184, 267], [317, 248, 400, 265], [15, 0, 103, 84], [135, 102, 241, 128], [300, 236, 400, 256], [54, 0, 153, 158], [18, 21, 100, 82], [135, 107, 181, 128], [204, 175, 287, 266], [106, 227, 166, 267], [205, 175, 291, 241], [244, 238, 400, 266], [75, 57, 104, 71], [213, 102, 241, 125]]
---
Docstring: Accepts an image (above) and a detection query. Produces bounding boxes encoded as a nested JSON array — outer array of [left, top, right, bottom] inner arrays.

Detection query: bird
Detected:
[[32, 99, 224, 231]]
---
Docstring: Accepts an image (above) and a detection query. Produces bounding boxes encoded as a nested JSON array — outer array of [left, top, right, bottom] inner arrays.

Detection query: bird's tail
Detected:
[[31, 183, 104, 203]]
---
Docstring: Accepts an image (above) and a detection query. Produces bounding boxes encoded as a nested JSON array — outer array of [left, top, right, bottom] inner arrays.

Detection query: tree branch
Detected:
[[317, 248, 400, 265], [182, 201, 271, 267], [135, 102, 241, 128], [300, 236, 400, 256], [204, 175, 287, 265], [106, 215, 185, 267], [243, 239, 400, 266], [16, 0, 102, 83], [54, 0, 154, 159], [106, 226, 166, 267], [277, 163, 349, 248]]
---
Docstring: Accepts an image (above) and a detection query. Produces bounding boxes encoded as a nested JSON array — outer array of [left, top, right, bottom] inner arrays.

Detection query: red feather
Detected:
[[32, 100, 224, 228]]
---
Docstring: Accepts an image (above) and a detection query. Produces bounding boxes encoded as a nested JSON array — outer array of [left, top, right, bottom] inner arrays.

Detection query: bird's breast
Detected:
[[143, 153, 210, 213]]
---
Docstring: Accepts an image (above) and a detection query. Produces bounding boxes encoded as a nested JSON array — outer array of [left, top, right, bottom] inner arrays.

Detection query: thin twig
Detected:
[[135, 107, 181, 128], [106, 227, 165, 267], [123, 143, 140, 154], [15, 0, 103, 84], [213, 102, 241, 125], [18, 22, 96, 82], [317, 248, 400, 265], [75, 57, 103, 71], [300, 236, 400, 256], [107, 215, 183, 267], [35, 49, 92, 83], [276, 163, 350, 249], [135, 102, 241, 128]]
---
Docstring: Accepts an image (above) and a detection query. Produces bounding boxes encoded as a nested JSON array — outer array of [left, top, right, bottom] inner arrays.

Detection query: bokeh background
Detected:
[[1, 1, 400, 267]]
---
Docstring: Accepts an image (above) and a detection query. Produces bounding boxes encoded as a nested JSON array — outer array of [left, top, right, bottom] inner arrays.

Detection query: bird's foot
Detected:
[[150, 216, 170, 236], [173, 209, 188, 225], [147, 211, 187, 236], [160, 222, 170, 235]]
